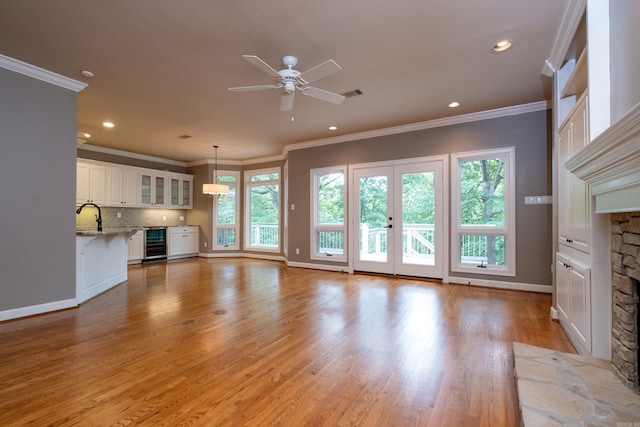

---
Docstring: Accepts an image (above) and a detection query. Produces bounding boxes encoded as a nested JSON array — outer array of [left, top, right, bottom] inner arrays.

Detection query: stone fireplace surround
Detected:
[[611, 212, 640, 393]]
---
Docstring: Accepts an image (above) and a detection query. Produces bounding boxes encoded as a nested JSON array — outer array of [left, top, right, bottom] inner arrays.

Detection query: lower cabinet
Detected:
[[127, 230, 144, 263], [168, 226, 199, 258], [556, 252, 591, 354]]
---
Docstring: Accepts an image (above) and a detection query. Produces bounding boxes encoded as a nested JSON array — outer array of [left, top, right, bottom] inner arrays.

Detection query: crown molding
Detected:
[[77, 143, 188, 167], [0, 54, 87, 92], [542, 0, 586, 77], [284, 100, 549, 155]]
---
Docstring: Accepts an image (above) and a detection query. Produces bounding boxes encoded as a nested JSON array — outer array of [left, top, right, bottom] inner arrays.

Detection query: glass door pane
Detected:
[[401, 171, 435, 266], [353, 166, 394, 274]]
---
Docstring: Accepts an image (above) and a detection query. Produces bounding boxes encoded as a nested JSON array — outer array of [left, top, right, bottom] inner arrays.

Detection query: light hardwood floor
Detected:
[[0, 258, 574, 426]]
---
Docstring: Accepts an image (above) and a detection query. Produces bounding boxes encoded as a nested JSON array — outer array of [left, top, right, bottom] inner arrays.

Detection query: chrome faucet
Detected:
[[76, 203, 103, 232]]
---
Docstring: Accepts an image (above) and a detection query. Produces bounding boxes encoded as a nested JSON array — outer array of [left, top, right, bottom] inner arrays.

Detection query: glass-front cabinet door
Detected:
[[140, 173, 167, 207], [169, 175, 193, 208]]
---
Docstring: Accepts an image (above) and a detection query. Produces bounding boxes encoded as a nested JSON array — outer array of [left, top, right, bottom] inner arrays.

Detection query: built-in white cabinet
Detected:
[[168, 226, 199, 258], [77, 160, 192, 209], [139, 172, 167, 207], [106, 166, 139, 207], [555, 252, 591, 354], [557, 93, 590, 253], [76, 162, 106, 205], [127, 230, 144, 263], [169, 174, 193, 209]]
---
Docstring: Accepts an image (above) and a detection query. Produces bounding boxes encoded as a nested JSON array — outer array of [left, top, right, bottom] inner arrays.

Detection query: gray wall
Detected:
[[0, 68, 78, 310], [610, 0, 640, 123], [287, 110, 553, 286]]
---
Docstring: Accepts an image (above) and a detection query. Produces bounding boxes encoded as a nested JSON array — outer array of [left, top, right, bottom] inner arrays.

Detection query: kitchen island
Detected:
[[76, 228, 140, 303]]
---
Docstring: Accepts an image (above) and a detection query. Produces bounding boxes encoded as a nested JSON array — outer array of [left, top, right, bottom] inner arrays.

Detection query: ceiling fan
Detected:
[[228, 55, 346, 112]]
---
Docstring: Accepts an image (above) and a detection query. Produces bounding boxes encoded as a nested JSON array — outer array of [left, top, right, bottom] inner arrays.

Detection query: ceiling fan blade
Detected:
[[243, 55, 281, 78], [280, 92, 295, 111], [299, 60, 342, 83], [301, 86, 346, 105], [228, 84, 280, 92]]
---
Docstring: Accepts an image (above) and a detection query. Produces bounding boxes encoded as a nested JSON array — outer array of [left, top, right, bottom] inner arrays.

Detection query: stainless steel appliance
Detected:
[[143, 227, 167, 262]]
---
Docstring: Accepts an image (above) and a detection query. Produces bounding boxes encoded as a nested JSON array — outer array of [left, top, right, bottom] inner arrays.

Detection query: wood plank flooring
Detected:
[[0, 258, 575, 426]]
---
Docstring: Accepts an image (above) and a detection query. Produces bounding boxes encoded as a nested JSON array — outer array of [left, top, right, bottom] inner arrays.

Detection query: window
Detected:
[[213, 171, 239, 250], [245, 168, 280, 252], [451, 147, 515, 276], [311, 166, 347, 261]]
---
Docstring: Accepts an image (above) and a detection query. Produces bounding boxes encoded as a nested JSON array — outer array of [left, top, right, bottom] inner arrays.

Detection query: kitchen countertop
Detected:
[[76, 227, 142, 236]]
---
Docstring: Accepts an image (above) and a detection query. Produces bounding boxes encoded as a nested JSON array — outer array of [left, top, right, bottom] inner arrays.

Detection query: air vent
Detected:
[[177, 134, 192, 139], [342, 89, 363, 98]]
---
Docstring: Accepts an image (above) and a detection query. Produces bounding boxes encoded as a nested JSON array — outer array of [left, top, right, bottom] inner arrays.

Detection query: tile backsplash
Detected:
[[76, 206, 189, 230]]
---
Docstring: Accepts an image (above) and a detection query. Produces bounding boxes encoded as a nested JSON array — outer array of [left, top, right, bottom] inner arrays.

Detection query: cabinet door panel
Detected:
[[569, 261, 591, 352], [555, 254, 570, 322]]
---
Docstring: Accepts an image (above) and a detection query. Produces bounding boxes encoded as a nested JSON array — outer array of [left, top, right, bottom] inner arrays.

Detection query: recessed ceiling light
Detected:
[[329, 125, 337, 131], [103, 121, 115, 128], [81, 70, 94, 78], [492, 40, 512, 53], [448, 101, 460, 108]]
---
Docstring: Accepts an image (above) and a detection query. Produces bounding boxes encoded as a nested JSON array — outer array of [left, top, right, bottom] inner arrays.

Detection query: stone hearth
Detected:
[[513, 342, 640, 426]]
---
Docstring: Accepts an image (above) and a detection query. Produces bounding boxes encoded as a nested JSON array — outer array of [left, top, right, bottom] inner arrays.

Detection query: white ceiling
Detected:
[[0, 0, 566, 162]]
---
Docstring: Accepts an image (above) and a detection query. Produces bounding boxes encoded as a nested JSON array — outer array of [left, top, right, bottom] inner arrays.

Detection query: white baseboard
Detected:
[[448, 275, 553, 293], [286, 260, 350, 272], [0, 298, 77, 322], [199, 252, 286, 262]]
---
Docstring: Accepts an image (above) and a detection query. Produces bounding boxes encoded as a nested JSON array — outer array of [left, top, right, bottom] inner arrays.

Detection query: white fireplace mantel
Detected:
[[566, 102, 640, 214]]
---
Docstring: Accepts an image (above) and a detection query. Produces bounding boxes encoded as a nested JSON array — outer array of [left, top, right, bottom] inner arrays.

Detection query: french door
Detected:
[[351, 159, 444, 278]]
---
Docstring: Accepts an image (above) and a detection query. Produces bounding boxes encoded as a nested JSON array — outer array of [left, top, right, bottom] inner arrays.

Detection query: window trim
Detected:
[[244, 167, 281, 253], [212, 170, 240, 250], [310, 165, 347, 262], [451, 147, 516, 276]]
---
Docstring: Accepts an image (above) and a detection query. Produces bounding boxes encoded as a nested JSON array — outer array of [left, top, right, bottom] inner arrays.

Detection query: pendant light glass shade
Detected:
[[203, 145, 229, 196], [203, 183, 228, 195]]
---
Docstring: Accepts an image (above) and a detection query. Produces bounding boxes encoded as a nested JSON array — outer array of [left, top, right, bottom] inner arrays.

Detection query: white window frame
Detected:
[[283, 160, 289, 257], [310, 165, 347, 262], [451, 147, 516, 276], [244, 167, 281, 253], [213, 170, 240, 250]]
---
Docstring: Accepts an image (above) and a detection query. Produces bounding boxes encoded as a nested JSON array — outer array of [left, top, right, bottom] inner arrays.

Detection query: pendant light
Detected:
[[203, 145, 229, 196]]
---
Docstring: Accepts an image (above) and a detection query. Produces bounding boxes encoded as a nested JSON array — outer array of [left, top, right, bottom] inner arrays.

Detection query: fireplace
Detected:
[[566, 103, 640, 395], [611, 212, 640, 393]]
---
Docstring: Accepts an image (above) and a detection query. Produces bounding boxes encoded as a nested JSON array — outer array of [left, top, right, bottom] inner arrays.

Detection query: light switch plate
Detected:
[[525, 195, 552, 205]]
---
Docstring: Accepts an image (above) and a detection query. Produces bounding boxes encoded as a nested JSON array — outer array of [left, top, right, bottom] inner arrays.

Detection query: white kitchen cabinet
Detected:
[[76, 161, 106, 205], [555, 252, 591, 354], [169, 174, 193, 209], [139, 172, 167, 207], [127, 230, 144, 263], [558, 92, 590, 253], [106, 166, 139, 207], [168, 226, 199, 258]]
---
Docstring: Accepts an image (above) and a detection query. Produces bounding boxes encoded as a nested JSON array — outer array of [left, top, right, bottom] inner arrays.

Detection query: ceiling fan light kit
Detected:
[[228, 55, 346, 111]]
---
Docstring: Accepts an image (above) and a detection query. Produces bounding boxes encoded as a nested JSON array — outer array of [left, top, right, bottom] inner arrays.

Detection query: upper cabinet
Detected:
[[169, 174, 193, 209], [77, 159, 193, 209], [139, 172, 167, 207], [106, 165, 139, 207], [76, 162, 106, 205]]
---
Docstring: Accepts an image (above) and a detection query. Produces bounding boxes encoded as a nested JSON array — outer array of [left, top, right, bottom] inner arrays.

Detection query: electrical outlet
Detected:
[[179, 216, 184, 221], [204, 242, 207, 248], [162, 216, 166, 221], [296, 248, 300, 255], [291, 204, 295, 210], [117, 212, 121, 218]]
